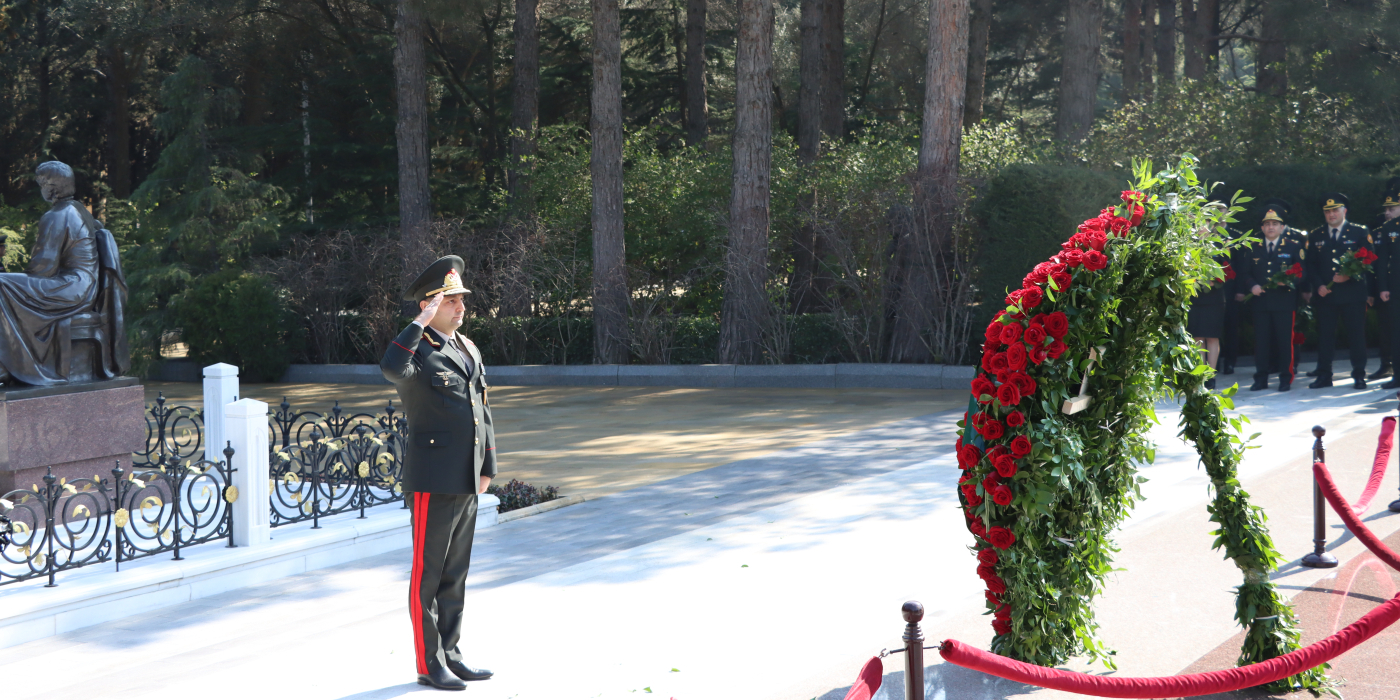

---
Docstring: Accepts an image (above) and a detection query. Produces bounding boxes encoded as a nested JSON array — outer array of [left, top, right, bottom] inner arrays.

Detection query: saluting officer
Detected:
[[1306, 193, 1374, 389], [1374, 184, 1400, 389], [381, 255, 497, 691], [1239, 199, 1305, 391]]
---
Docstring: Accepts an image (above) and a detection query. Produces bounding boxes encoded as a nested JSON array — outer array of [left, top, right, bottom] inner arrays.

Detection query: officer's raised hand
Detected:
[[415, 291, 445, 327]]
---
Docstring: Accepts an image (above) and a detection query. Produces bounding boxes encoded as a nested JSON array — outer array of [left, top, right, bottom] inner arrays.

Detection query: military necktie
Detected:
[[1332, 227, 1340, 241]]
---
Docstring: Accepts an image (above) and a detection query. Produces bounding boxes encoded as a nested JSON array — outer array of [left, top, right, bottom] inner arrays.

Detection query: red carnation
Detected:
[[969, 518, 988, 538], [987, 526, 1017, 550], [1010, 435, 1032, 458], [1004, 343, 1027, 370], [1023, 324, 1047, 347], [991, 485, 1013, 506], [1008, 372, 1036, 397], [977, 548, 999, 565], [992, 619, 1012, 636], [985, 575, 1007, 595], [993, 454, 1018, 478], [957, 444, 982, 469], [997, 383, 1022, 408], [999, 323, 1023, 345], [1043, 312, 1069, 338], [981, 419, 1005, 440], [1049, 271, 1072, 292], [1047, 339, 1068, 359], [1083, 250, 1108, 271], [1005, 410, 1026, 428]]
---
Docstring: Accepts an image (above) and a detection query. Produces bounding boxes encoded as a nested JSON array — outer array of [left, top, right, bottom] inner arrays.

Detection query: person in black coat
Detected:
[[1373, 185, 1400, 389], [1305, 193, 1374, 389], [1238, 199, 1306, 391], [381, 255, 497, 691]]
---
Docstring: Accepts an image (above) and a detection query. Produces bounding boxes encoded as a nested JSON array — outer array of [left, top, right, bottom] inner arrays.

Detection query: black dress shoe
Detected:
[[1307, 368, 1319, 377], [1370, 366, 1394, 380], [1221, 364, 1235, 375], [447, 660, 494, 681], [418, 666, 467, 691], [1278, 380, 1291, 392], [1309, 378, 1333, 389], [1383, 379, 1400, 390], [1249, 381, 1268, 391], [1354, 378, 1368, 390]]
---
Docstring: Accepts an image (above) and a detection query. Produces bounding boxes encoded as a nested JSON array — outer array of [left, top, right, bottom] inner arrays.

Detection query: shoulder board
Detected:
[[421, 332, 442, 349]]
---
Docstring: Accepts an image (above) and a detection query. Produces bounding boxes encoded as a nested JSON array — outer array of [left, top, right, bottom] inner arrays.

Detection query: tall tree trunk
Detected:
[[1141, 1, 1155, 99], [102, 44, 135, 198], [37, 5, 51, 153], [798, 0, 822, 163], [962, 0, 992, 127], [592, 0, 628, 364], [1055, 0, 1103, 143], [394, 0, 433, 284], [819, 0, 844, 138], [1256, 0, 1286, 95], [509, 0, 540, 208], [684, 0, 709, 145], [720, 0, 775, 365], [1182, 0, 1202, 79], [1122, 0, 1141, 99], [890, 0, 967, 363], [1155, 0, 1176, 84], [481, 0, 505, 189]]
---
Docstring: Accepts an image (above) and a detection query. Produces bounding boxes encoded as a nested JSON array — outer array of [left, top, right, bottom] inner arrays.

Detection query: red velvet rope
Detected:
[[1314, 461, 1400, 571], [840, 657, 884, 700], [1351, 417, 1396, 515]]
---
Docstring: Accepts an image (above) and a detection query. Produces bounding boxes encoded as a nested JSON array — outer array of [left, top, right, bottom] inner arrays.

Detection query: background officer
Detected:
[[1306, 193, 1374, 389], [1374, 183, 1400, 389], [381, 255, 497, 691], [1239, 199, 1305, 391]]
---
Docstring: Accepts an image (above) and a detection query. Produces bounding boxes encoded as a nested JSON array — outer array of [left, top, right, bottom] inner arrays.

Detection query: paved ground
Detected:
[[4, 365, 1399, 699]]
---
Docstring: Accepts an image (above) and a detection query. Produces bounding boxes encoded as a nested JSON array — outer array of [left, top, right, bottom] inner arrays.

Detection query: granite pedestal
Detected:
[[0, 378, 145, 494]]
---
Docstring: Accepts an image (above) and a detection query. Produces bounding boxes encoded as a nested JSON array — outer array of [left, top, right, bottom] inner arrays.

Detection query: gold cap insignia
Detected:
[[423, 267, 470, 298], [1262, 209, 1283, 223]]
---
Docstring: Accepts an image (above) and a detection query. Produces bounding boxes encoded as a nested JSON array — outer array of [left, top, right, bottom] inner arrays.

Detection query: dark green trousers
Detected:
[[408, 491, 478, 675]]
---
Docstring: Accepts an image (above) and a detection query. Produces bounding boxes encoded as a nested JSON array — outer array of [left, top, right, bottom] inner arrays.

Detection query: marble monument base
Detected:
[[0, 378, 145, 494]]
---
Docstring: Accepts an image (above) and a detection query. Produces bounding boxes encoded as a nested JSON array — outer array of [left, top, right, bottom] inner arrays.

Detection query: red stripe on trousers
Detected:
[[410, 492, 430, 674]]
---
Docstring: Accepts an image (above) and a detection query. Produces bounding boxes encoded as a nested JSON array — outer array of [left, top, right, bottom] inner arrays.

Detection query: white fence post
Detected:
[[226, 398, 269, 547], [203, 363, 240, 465]]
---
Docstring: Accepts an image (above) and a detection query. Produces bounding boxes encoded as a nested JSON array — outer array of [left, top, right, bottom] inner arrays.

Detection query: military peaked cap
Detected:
[[405, 256, 470, 302], [1261, 197, 1293, 224], [1321, 193, 1349, 211]]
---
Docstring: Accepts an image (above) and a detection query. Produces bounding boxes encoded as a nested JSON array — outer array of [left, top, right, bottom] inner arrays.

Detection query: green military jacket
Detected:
[[380, 322, 498, 494]]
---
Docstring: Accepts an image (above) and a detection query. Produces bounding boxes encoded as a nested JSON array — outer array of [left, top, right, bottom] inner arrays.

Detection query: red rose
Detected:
[[984, 320, 1003, 343], [1127, 203, 1145, 226], [1010, 435, 1032, 458], [957, 444, 982, 469], [999, 323, 1022, 345], [961, 482, 978, 500], [1019, 287, 1044, 309], [1023, 324, 1047, 346], [985, 576, 1007, 595], [987, 526, 1017, 550], [1043, 312, 1069, 338], [969, 518, 987, 538], [1004, 343, 1027, 370], [967, 492, 984, 506], [971, 376, 996, 402], [988, 353, 1010, 374], [1078, 216, 1107, 233], [981, 474, 1000, 491], [976, 563, 997, 580], [1293, 331, 1307, 345], [994, 605, 1011, 620], [1083, 250, 1108, 271], [981, 351, 997, 373], [992, 619, 1012, 636], [1047, 339, 1068, 359], [1005, 410, 1026, 428], [977, 548, 999, 565], [1287, 262, 1304, 278], [1107, 216, 1131, 236], [993, 454, 1018, 478], [996, 383, 1021, 408], [1029, 345, 1049, 365], [1049, 271, 1072, 292], [1083, 231, 1107, 251], [981, 419, 1005, 440], [1120, 189, 1145, 203], [985, 590, 1001, 606], [1059, 249, 1084, 268], [1222, 260, 1236, 280], [1023, 268, 1049, 288], [991, 485, 1013, 506], [1008, 372, 1036, 396], [970, 411, 988, 428]]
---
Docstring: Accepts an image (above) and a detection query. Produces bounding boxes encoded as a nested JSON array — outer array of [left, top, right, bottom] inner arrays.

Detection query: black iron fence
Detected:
[[0, 448, 236, 588], [134, 392, 205, 468], [268, 399, 408, 528]]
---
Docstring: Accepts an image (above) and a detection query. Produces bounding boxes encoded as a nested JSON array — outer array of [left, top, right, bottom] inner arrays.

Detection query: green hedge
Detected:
[[1199, 165, 1394, 230]]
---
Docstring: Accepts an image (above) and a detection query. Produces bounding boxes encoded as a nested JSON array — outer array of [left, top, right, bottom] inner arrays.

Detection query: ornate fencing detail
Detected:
[[268, 399, 407, 528], [134, 392, 205, 468], [0, 447, 236, 587]]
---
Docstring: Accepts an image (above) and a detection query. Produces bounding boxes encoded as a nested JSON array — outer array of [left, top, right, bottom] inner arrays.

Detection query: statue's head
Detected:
[[35, 161, 75, 203]]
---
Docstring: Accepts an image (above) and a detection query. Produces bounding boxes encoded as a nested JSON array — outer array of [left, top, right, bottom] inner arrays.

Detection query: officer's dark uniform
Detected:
[[1239, 200, 1305, 391], [380, 255, 497, 691], [1306, 193, 1374, 388], [1372, 185, 1400, 389]]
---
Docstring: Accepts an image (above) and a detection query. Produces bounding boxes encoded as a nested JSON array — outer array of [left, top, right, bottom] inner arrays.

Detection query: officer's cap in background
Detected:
[[1383, 185, 1400, 209], [1261, 197, 1293, 224], [405, 256, 470, 303], [1321, 193, 1349, 211]]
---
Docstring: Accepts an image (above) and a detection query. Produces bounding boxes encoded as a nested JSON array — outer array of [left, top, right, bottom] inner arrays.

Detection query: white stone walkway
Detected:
[[5, 365, 1400, 700]]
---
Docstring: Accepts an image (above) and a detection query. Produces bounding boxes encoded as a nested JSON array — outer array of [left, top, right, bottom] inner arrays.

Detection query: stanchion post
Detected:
[[1302, 425, 1339, 568], [902, 601, 925, 700], [1390, 392, 1400, 513]]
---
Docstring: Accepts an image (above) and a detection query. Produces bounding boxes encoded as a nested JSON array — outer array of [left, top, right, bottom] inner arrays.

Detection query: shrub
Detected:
[[1200, 165, 1393, 230], [172, 269, 302, 381], [485, 479, 560, 513]]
